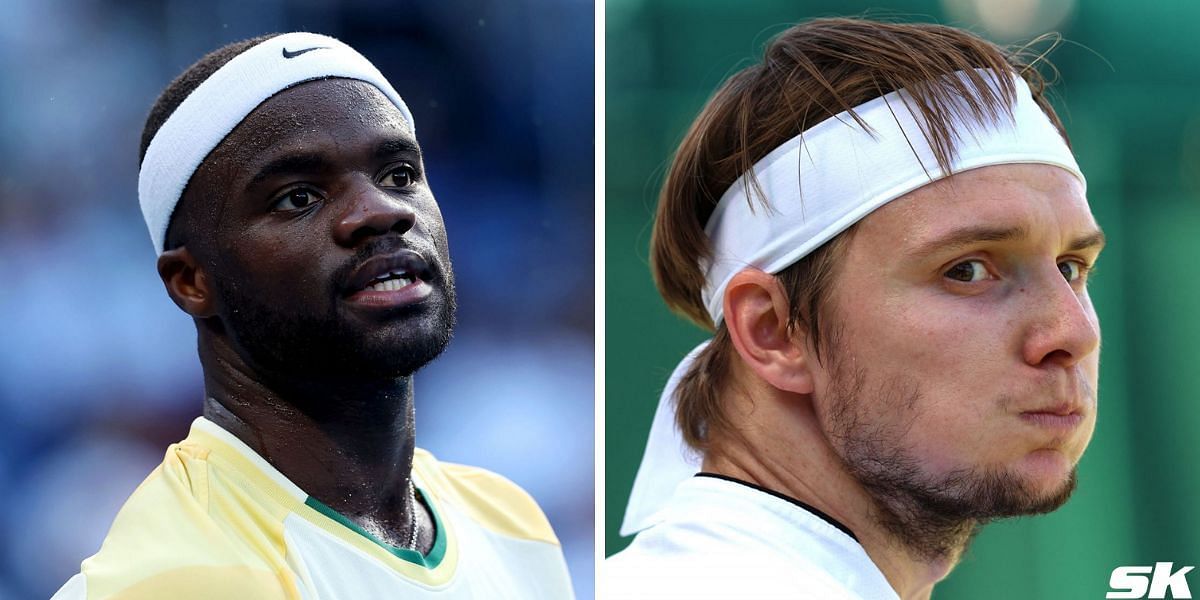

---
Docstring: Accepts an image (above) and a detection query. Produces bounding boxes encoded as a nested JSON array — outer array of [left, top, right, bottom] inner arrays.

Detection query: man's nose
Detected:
[[333, 177, 416, 247], [1021, 268, 1101, 368]]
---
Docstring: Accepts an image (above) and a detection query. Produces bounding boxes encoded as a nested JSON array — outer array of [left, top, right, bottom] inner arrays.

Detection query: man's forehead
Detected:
[[861, 163, 1097, 251], [225, 78, 413, 155]]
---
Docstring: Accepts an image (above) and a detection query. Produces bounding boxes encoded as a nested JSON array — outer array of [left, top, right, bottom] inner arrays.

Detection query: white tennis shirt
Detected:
[[607, 474, 900, 599]]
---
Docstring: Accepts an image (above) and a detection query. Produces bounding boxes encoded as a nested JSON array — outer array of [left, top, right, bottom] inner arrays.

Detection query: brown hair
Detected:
[[651, 18, 1068, 451]]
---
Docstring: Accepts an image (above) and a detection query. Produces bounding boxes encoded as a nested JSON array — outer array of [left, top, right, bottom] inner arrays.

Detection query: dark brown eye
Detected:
[[383, 164, 417, 188], [944, 260, 989, 283], [273, 188, 319, 211]]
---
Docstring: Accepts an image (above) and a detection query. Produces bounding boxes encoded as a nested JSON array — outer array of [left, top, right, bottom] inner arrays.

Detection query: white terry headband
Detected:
[[137, 32, 414, 254], [621, 69, 1086, 536]]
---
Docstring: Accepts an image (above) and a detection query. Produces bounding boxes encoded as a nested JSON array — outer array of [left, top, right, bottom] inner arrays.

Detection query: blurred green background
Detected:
[[605, 0, 1200, 597]]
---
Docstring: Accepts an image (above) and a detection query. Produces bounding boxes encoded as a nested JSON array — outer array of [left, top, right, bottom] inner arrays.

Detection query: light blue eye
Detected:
[[944, 260, 989, 283]]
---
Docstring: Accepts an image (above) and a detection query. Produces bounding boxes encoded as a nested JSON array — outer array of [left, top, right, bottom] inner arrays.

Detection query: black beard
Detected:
[[212, 271, 457, 383], [823, 354, 1077, 561]]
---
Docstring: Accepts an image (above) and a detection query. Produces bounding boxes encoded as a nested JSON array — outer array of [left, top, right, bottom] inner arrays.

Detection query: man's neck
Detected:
[[700, 386, 965, 600], [197, 336, 431, 552]]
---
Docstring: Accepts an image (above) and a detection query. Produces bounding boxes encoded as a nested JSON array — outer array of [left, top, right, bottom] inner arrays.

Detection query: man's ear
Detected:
[[157, 247, 216, 318], [723, 269, 814, 395]]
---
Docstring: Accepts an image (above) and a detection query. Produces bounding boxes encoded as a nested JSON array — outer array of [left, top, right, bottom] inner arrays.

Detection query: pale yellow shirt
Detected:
[[53, 417, 573, 599]]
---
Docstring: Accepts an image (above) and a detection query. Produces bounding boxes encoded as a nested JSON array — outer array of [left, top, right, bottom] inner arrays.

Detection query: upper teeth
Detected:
[[367, 271, 413, 292]]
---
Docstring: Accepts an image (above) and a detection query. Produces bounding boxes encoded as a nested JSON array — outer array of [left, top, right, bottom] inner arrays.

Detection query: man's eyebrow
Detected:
[[907, 224, 1107, 259], [1067, 229, 1106, 252], [908, 225, 1030, 259], [375, 138, 421, 159], [248, 153, 331, 188]]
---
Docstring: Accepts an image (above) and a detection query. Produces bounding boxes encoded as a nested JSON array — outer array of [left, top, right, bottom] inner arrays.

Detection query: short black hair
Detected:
[[139, 33, 280, 165]]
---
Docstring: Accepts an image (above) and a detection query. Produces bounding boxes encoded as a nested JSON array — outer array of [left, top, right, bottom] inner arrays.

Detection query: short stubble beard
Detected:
[[821, 348, 1078, 561], [214, 271, 457, 383]]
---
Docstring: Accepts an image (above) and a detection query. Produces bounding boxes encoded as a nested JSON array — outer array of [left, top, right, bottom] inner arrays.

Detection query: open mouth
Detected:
[[344, 249, 434, 295], [364, 269, 418, 292], [342, 249, 437, 310]]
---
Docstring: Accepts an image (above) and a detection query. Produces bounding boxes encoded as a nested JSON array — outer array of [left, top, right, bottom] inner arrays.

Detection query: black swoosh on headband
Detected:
[[282, 46, 328, 59]]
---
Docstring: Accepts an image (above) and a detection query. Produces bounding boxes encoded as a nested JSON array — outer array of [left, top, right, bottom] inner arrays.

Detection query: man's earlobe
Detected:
[[157, 247, 216, 318], [724, 269, 815, 395]]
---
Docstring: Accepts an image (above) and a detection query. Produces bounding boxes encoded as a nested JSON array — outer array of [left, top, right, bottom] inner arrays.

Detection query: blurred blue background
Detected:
[[606, 0, 1200, 598], [0, 1, 594, 598]]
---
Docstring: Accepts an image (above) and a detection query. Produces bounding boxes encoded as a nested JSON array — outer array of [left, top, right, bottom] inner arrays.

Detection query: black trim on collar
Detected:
[[695, 472, 860, 542]]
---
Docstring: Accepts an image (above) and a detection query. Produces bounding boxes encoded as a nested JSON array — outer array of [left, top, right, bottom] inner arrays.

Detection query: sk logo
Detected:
[[1108, 563, 1194, 599]]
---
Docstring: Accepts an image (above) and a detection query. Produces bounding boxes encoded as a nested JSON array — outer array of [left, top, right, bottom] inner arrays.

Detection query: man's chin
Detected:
[[1005, 465, 1078, 516], [349, 321, 455, 378], [955, 464, 1079, 520], [862, 460, 1080, 524], [219, 278, 458, 380]]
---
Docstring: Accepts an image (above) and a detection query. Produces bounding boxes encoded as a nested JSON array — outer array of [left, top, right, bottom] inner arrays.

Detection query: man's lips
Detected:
[[346, 278, 433, 309], [1019, 401, 1085, 435], [342, 249, 435, 295], [341, 249, 437, 310]]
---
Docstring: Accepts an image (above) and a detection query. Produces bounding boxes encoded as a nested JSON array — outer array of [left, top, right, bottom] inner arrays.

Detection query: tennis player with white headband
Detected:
[[53, 32, 572, 599], [608, 18, 1104, 600]]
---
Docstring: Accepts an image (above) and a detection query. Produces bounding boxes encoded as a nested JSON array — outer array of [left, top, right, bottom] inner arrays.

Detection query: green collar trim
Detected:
[[304, 485, 447, 569]]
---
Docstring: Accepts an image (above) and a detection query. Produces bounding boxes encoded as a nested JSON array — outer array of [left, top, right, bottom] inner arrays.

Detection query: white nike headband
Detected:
[[621, 69, 1087, 536], [137, 32, 414, 254]]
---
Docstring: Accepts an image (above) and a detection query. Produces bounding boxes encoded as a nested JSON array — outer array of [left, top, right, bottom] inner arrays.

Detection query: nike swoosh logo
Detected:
[[282, 46, 328, 59]]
